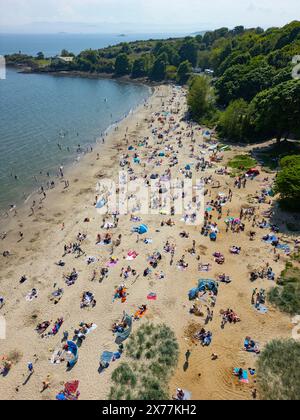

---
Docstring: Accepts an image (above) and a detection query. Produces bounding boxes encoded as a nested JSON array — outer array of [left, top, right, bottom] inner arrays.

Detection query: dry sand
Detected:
[[0, 84, 295, 400]]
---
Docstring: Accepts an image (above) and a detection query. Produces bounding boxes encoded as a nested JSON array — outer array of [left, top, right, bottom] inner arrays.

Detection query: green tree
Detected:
[[150, 58, 166, 81], [248, 80, 300, 143], [274, 155, 300, 210], [60, 49, 74, 57], [131, 57, 148, 78], [215, 59, 276, 105], [115, 53, 131, 76], [187, 76, 215, 121], [166, 65, 177, 81], [36, 51, 44, 60], [177, 60, 192, 85], [179, 38, 198, 67], [218, 99, 249, 141]]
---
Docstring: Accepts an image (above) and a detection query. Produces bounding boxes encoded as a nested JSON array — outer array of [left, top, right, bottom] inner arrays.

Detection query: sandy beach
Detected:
[[0, 84, 295, 400]]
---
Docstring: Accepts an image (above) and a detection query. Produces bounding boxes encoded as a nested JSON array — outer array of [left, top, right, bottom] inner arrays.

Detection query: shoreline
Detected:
[[0, 84, 295, 400], [0, 72, 153, 217], [7, 63, 161, 88]]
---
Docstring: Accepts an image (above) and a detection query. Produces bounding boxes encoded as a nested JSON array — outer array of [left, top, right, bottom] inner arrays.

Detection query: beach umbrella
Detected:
[[64, 380, 79, 394], [56, 393, 67, 400], [66, 341, 78, 368]]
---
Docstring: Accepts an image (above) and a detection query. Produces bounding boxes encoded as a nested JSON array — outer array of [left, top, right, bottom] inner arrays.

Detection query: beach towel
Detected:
[[276, 244, 290, 253], [85, 324, 97, 335], [95, 199, 106, 209], [100, 351, 114, 365], [126, 251, 139, 261], [198, 264, 211, 272], [106, 259, 119, 267], [51, 348, 65, 365], [65, 380, 79, 395], [86, 256, 97, 264], [255, 305, 268, 314], [147, 293, 157, 301], [115, 314, 132, 341], [25, 289, 38, 301], [234, 368, 249, 384], [134, 309, 147, 319], [176, 390, 192, 400]]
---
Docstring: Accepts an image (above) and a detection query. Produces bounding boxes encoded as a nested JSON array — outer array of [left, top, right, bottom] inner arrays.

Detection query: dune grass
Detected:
[[228, 154, 257, 171], [257, 339, 300, 400], [109, 323, 179, 400], [268, 263, 300, 315]]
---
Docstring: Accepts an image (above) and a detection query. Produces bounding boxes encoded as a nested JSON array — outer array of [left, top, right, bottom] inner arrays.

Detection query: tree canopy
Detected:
[[114, 53, 131, 76], [274, 155, 300, 210], [177, 60, 192, 85], [188, 76, 215, 122], [248, 80, 300, 142]]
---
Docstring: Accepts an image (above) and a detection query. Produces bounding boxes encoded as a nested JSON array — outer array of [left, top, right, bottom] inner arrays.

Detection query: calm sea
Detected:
[[0, 33, 185, 211], [0, 68, 151, 211], [0, 33, 184, 57]]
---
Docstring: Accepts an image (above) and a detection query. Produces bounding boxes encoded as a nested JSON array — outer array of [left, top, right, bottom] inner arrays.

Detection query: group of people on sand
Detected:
[[2, 84, 300, 401]]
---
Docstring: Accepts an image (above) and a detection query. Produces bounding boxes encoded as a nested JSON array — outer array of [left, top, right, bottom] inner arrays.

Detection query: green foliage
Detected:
[[268, 263, 300, 315], [109, 323, 179, 400], [60, 49, 75, 57], [150, 57, 166, 81], [166, 65, 177, 81], [131, 57, 148, 78], [248, 80, 300, 142], [188, 76, 215, 122], [179, 37, 198, 67], [215, 58, 276, 105], [217, 99, 249, 141], [274, 155, 300, 210], [111, 363, 137, 387], [115, 53, 131, 76], [177, 60, 192, 84], [228, 154, 257, 171], [257, 339, 300, 400], [36, 51, 44, 60]]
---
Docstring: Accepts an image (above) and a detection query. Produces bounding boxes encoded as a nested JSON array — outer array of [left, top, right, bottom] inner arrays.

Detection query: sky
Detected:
[[0, 0, 299, 33]]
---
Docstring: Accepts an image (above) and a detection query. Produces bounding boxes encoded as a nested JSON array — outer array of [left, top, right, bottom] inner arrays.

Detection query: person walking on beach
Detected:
[[185, 349, 191, 363], [41, 376, 51, 393], [27, 362, 34, 374]]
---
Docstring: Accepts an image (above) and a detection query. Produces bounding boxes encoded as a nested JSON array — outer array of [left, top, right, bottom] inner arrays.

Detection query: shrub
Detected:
[[268, 264, 300, 315], [108, 323, 179, 400], [257, 339, 300, 400]]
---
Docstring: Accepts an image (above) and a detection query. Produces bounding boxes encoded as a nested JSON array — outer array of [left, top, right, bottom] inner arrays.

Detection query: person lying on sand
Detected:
[[134, 305, 147, 320], [36, 321, 51, 335]]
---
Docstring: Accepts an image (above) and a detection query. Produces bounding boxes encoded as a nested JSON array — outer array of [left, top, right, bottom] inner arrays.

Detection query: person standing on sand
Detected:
[[185, 349, 191, 363], [41, 375, 51, 392], [27, 362, 34, 374]]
